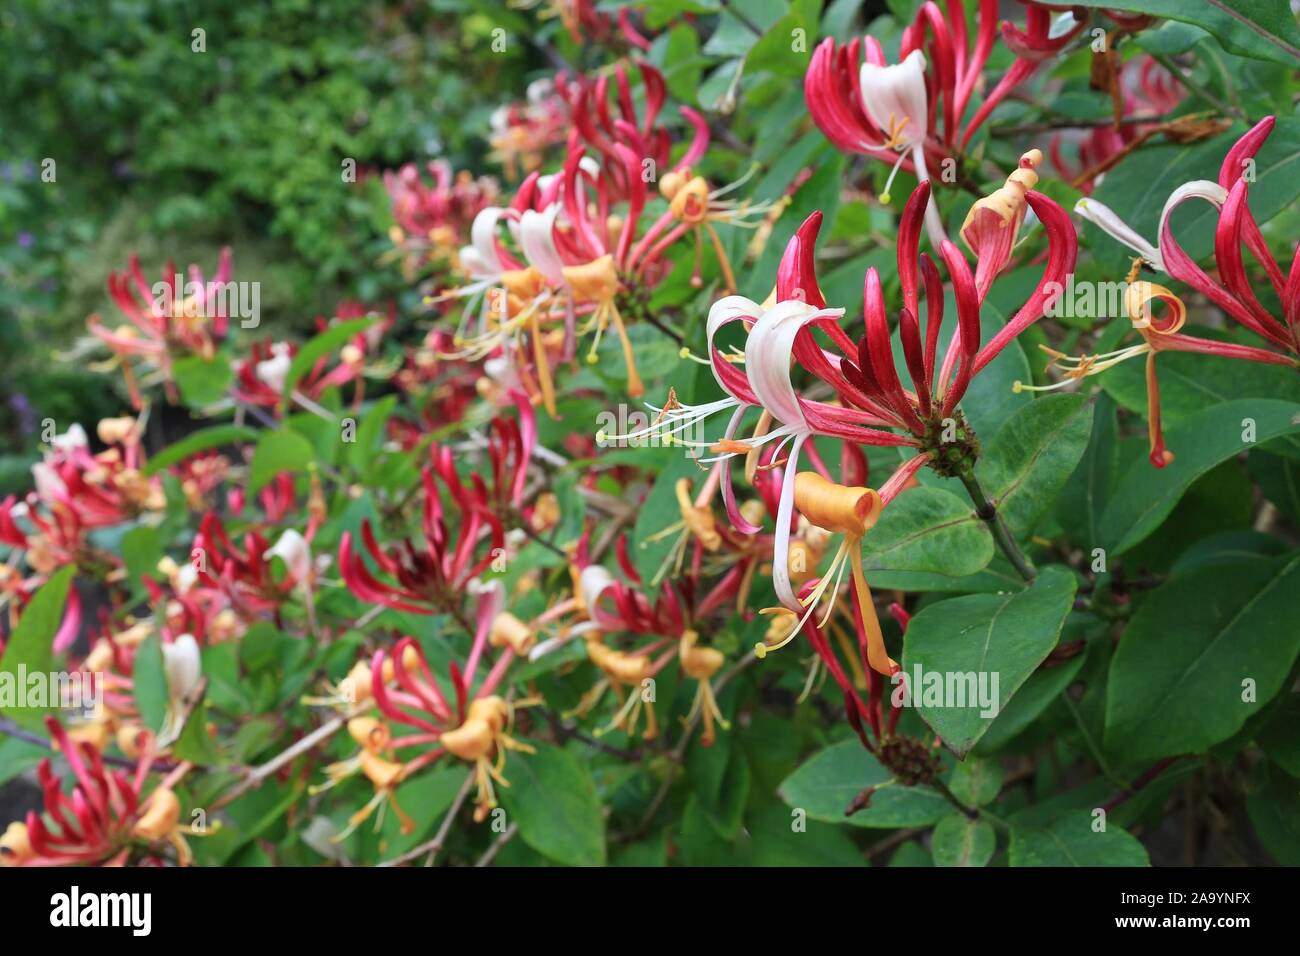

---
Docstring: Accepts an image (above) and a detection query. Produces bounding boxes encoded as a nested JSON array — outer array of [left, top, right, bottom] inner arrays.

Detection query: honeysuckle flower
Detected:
[[70, 619, 149, 729], [625, 167, 1073, 668], [553, 532, 740, 743], [0, 718, 201, 866], [678, 630, 728, 745], [756, 462, 924, 677], [0, 493, 88, 579], [87, 248, 233, 408], [561, 60, 671, 202], [807, 1, 1080, 234], [858, 50, 945, 244], [345, 626, 535, 827], [338, 448, 504, 616], [479, 402, 538, 515], [26, 413, 163, 530], [383, 160, 499, 276], [489, 79, 569, 180], [1061, 117, 1299, 464], [192, 512, 310, 616]]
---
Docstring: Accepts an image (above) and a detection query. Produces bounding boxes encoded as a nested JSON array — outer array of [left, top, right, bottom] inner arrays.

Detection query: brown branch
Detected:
[[377, 769, 476, 867]]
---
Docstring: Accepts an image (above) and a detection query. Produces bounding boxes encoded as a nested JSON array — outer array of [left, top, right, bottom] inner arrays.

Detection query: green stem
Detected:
[[1062, 693, 1129, 792], [957, 470, 1037, 582], [1148, 52, 1243, 121]]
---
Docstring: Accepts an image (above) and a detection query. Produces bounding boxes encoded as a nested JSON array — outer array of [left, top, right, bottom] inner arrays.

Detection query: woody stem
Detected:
[[957, 470, 1037, 583]]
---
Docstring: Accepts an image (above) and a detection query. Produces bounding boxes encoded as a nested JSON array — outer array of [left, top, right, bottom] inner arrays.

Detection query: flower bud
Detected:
[[0, 822, 32, 866], [792, 473, 881, 536], [440, 717, 495, 761], [97, 416, 139, 446], [132, 788, 181, 842], [490, 612, 535, 655], [163, 634, 203, 704]]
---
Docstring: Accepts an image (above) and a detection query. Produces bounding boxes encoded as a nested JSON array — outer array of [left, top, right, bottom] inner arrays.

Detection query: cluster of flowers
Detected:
[[3, 1, 1296, 867]]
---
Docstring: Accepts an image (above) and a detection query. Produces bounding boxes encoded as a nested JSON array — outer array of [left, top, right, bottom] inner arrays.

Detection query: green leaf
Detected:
[[133, 631, 169, 735], [953, 301, 1033, 438], [931, 814, 996, 867], [685, 720, 750, 839], [1069, 1, 1300, 65], [745, 151, 844, 299], [658, 25, 703, 103], [747, 803, 867, 866], [631, 452, 708, 586], [0, 735, 48, 786], [1008, 813, 1149, 866], [861, 486, 993, 577], [249, 427, 316, 493], [1057, 391, 1118, 549], [1101, 399, 1300, 554], [1256, 693, 1300, 779], [949, 756, 1002, 806], [347, 395, 397, 476], [778, 739, 951, 828], [976, 394, 1095, 538], [974, 650, 1088, 756], [1250, 451, 1300, 524], [172, 700, 220, 765], [143, 424, 258, 475], [173, 352, 233, 408], [278, 317, 374, 408], [376, 767, 467, 857], [1105, 554, 1300, 765], [120, 525, 163, 592], [902, 566, 1078, 756], [746, 0, 818, 77], [0, 567, 74, 730], [498, 741, 605, 866], [1247, 762, 1300, 865]]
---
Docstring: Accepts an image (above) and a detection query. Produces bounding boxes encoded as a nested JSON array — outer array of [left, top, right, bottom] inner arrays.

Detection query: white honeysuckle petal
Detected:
[[459, 244, 488, 277], [706, 295, 762, 399], [520, 204, 565, 285], [1049, 11, 1081, 39], [175, 564, 198, 595], [1074, 197, 1165, 272], [859, 50, 929, 148], [1157, 180, 1228, 247], [579, 564, 616, 612], [745, 301, 845, 432], [469, 207, 507, 277], [912, 143, 946, 247], [526, 78, 554, 103], [255, 345, 292, 394], [51, 423, 89, 452], [267, 528, 312, 584], [31, 462, 66, 500], [771, 432, 809, 610]]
